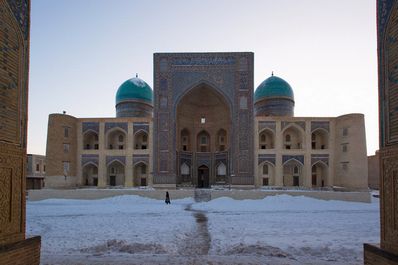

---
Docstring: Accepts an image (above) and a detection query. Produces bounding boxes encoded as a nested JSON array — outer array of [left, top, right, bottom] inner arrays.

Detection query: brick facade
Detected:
[[0, 236, 41, 265], [153, 52, 255, 186], [363, 0, 398, 263], [0, 0, 41, 264]]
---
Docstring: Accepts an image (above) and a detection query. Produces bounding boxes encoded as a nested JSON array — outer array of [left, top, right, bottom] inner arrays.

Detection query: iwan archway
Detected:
[[153, 52, 254, 187], [176, 83, 231, 187]]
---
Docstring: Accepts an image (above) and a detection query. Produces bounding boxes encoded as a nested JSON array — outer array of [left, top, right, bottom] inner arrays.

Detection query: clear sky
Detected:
[[28, 0, 377, 155]]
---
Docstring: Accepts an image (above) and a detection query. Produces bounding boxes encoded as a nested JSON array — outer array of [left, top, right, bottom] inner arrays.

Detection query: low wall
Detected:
[[28, 188, 372, 203], [44, 175, 78, 189], [0, 236, 41, 265], [364, 244, 398, 265]]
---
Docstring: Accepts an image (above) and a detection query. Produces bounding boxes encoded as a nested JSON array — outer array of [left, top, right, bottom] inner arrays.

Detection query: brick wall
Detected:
[[46, 113, 78, 177], [364, 244, 398, 265], [0, 236, 41, 265]]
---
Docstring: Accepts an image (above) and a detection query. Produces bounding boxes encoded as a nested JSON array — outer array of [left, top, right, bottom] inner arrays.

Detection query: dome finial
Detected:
[[271, 71, 274, 76], [136, 73, 138, 78]]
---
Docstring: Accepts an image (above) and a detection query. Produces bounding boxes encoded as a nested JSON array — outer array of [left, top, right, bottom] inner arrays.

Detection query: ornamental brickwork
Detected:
[[0, 0, 41, 263], [153, 52, 255, 186], [365, 0, 398, 264]]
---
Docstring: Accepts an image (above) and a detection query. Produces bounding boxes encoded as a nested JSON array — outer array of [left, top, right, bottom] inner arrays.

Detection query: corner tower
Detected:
[[254, 74, 295, 117], [115, 76, 153, 118]]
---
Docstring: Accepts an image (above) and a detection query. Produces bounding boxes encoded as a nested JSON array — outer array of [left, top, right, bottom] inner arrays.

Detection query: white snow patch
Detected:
[[129, 77, 146, 87], [27, 194, 379, 264]]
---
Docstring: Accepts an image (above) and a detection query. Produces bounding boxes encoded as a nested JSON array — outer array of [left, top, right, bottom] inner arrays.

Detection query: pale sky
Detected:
[[28, 0, 378, 155]]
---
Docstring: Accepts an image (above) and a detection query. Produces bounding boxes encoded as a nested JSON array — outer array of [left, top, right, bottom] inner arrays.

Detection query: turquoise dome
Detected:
[[254, 75, 294, 102], [115, 77, 153, 105]]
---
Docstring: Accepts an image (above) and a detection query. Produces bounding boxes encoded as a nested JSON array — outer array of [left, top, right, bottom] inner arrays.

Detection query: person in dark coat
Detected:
[[165, 191, 171, 204]]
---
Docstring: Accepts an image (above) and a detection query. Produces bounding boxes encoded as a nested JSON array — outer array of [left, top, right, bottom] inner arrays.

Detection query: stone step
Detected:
[[194, 189, 212, 202]]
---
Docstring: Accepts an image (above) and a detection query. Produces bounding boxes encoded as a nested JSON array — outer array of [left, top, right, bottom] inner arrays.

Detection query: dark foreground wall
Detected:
[[364, 1, 398, 264], [0, 0, 41, 264]]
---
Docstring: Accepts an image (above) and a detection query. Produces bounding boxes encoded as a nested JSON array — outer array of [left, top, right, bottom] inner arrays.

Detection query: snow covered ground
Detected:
[[27, 194, 379, 265]]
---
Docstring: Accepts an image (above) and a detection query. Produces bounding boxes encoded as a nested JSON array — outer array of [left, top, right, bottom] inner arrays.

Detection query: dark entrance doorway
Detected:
[[110, 175, 116, 186], [140, 178, 147, 186], [293, 175, 299, 186], [198, 165, 209, 188], [312, 175, 317, 186]]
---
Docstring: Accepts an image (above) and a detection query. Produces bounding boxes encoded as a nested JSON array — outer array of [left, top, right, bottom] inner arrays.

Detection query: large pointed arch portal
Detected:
[[176, 83, 230, 187], [153, 52, 254, 187]]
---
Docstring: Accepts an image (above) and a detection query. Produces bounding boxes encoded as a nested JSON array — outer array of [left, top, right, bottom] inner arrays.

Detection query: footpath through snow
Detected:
[[26, 194, 379, 265]]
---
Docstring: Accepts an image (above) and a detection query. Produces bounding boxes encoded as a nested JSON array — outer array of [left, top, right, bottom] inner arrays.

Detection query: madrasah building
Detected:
[[45, 52, 368, 190]]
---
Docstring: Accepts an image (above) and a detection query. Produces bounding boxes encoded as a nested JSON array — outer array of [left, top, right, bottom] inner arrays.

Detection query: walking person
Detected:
[[165, 191, 171, 204]]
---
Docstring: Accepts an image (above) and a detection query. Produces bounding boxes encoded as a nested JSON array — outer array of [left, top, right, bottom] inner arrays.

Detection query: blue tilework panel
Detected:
[[133, 154, 149, 165], [105, 122, 128, 133], [133, 122, 149, 134], [282, 155, 304, 165], [258, 154, 276, 166], [311, 121, 330, 133], [6, 0, 29, 40], [258, 121, 276, 132], [281, 121, 305, 131], [82, 122, 99, 134], [81, 154, 99, 167], [311, 154, 329, 166], [106, 156, 126, 166]]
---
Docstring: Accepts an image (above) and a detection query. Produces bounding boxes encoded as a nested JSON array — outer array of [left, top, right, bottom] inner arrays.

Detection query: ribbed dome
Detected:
[[254, 75, 294, 103], [115, 77, 153, 105]]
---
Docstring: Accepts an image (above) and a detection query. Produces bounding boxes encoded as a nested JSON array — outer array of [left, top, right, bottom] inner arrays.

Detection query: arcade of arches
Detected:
[[44, 52, 368, 192]]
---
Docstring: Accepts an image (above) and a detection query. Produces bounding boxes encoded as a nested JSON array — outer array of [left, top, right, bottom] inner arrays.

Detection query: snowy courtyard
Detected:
[[27, 194, 379, 265]]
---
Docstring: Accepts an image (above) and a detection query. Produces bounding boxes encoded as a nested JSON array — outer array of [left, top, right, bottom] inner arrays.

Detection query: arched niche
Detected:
[[197, 130, 210, 152], [259, 129, 275, 149], [311, 129, 329, 150], [106, 128, 127, 150], [216, 129, 227, 152], [180, 128, 191, 151], [283, 126, 303, 150], [83, 130, 99, 150], [82, 163, 98, 186], [180, 162, 191, 183], [134, 130, 149, 150], [176, 83, 231, 154], [215, 162, 227, 183], [259, 162, 275, 186], [283, 159, 303, 186], [107, 160, 125, 186], [311, 161, 328, 187], [133, 162, 148, 186]]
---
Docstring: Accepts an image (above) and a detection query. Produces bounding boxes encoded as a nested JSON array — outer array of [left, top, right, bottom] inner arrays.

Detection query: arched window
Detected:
[[134, 131, 148, 150], [83, 131, 99, 150], [180, 163, 190, 182], [263, 164, 268, 175], [311, 129, 329, 150], [216, 129, 227, 152], [197, 131, 210, 152], [107, 128, 126, 150], [216, 162, 227, 183], [133, 163, 148, 186], [217, 163, 226, 176], [180, 129, 190, 151], [283, 126, 302, 150], [259, 130, 274, 149], [181, 163, 190, 175]]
